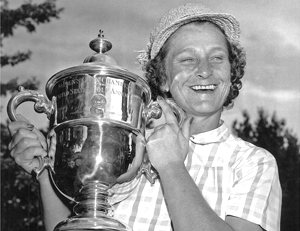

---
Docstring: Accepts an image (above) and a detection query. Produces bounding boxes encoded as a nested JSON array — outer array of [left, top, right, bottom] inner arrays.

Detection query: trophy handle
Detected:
[[7, 86, 56, 179], [31, 155, 54, 180], [7, 86, 55, 121], [139, 98, 186, 184], [144, 98, 186, 125]]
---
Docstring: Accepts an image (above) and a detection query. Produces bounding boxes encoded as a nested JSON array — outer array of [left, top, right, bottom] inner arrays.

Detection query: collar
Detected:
[[190, 121, 230, 145]]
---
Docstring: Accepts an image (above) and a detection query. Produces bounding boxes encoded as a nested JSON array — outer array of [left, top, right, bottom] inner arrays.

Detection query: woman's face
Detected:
[[163, 22, 231, 118]]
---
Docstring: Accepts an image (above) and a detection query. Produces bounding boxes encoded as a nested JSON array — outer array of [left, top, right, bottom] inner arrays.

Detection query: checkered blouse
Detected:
[[111, 123, 282, 231]]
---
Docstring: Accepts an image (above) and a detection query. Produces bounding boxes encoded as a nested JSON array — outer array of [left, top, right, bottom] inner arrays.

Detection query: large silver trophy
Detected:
[[7, 31, 185, 231]]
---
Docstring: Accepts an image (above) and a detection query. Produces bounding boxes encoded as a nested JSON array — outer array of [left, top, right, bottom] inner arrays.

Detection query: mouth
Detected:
[[190, 84, 217, 92]]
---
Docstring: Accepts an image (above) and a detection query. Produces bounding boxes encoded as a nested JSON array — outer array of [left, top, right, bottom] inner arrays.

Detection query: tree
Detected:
[[0, 76, 40, 96], [233, 109, 300, 231], [0, 0, 64, 67], [1, 1, 63, 230]]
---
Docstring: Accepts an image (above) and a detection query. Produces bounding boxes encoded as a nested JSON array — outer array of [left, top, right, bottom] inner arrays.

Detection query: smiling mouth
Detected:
[[190, 84, 217, 91]]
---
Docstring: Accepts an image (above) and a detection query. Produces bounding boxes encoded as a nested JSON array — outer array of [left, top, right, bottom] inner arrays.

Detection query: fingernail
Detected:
[[27, 123, 34, 129], [157, 96, 164, 101]]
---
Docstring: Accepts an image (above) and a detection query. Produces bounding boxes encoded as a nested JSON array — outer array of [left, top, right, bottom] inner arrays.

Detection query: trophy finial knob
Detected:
[[98, 30, 104, 38], [89, 29, 112, 54], [84, 29, 116, 64]]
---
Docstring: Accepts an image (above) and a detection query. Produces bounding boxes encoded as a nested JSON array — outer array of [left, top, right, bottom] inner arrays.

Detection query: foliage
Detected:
[[233, 109, 300, 231], [1, 1, 62, 230], [0, 76, 40, 96], [0, 0, 64, 67], [1, 50, 32, 67]]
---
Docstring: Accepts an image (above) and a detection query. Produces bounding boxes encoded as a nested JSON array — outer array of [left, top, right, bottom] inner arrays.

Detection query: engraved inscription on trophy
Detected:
[[90, 94, 107, 117], [90, 75, 107, 117], [90, 74, 130, 121], [55, 75, 87, 123]]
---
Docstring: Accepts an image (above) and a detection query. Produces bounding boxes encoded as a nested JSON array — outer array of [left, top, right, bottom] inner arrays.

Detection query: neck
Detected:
[[189, 113, 222, 135]]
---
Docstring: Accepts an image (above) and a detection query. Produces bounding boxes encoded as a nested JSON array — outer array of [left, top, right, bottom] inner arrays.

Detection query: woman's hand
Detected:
[[146, 98, 192, 173], [8, 114, 49, 180]]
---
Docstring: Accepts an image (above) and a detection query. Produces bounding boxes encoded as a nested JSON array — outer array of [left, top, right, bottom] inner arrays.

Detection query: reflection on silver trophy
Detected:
[[7, 31, 185, 231]]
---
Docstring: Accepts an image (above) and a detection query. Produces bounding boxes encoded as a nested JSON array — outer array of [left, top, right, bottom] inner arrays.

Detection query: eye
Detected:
[[210, 53, 228, 63], [211, 56, 224, 62], [180, 57, 196, 64]]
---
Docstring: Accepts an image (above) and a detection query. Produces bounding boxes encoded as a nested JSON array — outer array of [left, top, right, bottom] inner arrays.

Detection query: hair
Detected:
[[144, 21, 246, 109]]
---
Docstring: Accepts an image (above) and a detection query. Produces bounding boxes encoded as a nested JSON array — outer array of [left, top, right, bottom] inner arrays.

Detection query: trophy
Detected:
[[7, 31, 185, 231]]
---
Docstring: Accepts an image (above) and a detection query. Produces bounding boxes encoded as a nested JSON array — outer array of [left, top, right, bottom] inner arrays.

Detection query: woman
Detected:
[[8, 3, 281, 231]]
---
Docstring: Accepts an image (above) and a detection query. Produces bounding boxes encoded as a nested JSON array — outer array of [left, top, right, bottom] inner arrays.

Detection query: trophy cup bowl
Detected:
[[7, 31, 185, 231]]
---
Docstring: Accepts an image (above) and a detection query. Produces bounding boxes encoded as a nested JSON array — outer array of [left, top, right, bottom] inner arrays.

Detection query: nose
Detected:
[[195, 59, 212, 79]]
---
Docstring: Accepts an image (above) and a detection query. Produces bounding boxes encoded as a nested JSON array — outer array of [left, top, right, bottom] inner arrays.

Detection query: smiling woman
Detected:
[[115, 3, 281, 231], [144, 26, 246, 113], [161, 22, 232, 122], [6, 2, 282, 231]]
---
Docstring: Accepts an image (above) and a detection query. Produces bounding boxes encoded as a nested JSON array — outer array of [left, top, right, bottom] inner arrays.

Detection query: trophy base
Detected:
[[54, 213, 131, 231]]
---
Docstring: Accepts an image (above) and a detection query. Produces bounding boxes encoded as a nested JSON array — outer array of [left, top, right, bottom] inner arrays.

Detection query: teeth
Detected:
[[191, 85, 216, 90]]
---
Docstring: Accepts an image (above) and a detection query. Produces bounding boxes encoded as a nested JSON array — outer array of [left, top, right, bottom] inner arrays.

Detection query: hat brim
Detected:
[[150, 13, 240, 59]]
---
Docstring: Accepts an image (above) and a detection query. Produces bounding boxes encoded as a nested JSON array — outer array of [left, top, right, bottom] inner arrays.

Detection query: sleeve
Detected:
[[226, 148, 282, 231]]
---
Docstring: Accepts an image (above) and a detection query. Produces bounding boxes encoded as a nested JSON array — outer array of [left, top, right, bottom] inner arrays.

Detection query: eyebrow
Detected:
[[174, 46, 228, 56], [210, 47, 228, 53]]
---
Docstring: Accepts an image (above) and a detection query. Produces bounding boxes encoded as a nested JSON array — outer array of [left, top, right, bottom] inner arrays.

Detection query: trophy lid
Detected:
[[46, 30, 150, 99], [83, 30, 117, 65]]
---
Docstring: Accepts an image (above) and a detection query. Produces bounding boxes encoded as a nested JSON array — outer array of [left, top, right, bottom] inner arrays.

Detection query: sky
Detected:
[[1, 0, 300, 137]]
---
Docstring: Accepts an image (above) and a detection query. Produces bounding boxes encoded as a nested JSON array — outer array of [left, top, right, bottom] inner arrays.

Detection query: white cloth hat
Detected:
[[137, 3, 241, 68]]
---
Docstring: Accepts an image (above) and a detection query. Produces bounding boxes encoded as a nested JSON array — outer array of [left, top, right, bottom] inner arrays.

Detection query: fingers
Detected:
[[31, 126, 47, 150], [9, 126, 47, 151], [157, 97, 178, 125], [182, 117, 193, 140], [16, 114, 31, 123], [8, 114, 47, 150], [13, 146, 47, 173], [8, 120, 33, 137], [10, 138, 44, 158], [8, 128, 38, 151], [8, 114, 32, 134], [153, 123, 165, 132], [156, 98, 192, 138], [13, 146, 48, 163]]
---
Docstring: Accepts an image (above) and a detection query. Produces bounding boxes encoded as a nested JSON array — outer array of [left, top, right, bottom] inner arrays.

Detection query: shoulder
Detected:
[[226, 132, 278, 170]]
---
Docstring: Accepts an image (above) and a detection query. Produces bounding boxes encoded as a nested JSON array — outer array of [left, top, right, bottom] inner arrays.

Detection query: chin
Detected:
[[188, 104, 223, 116]]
